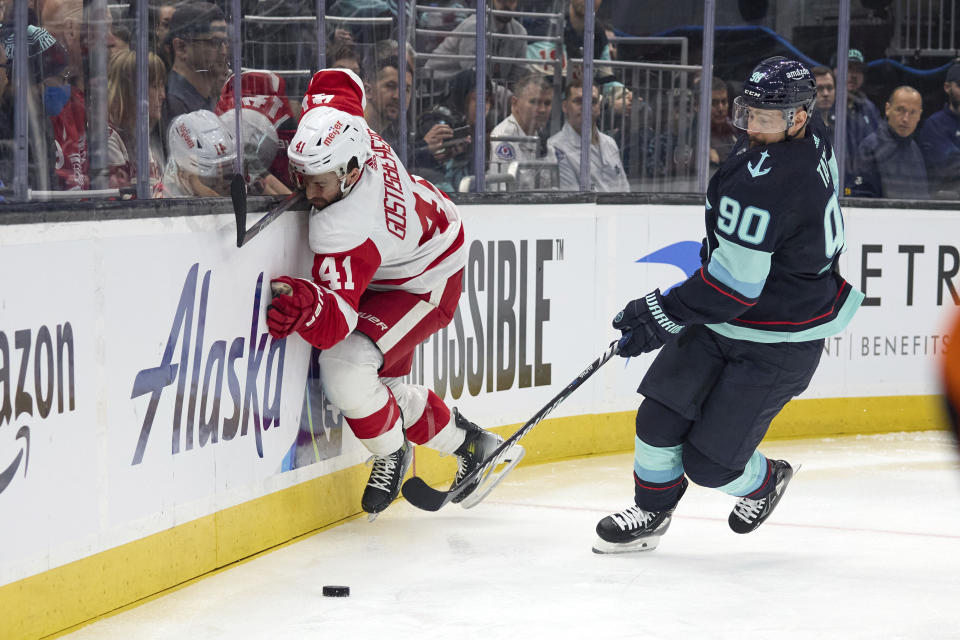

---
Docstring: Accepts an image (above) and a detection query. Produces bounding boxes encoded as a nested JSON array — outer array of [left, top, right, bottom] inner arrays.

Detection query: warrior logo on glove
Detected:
[[612, 289, 685, 357]]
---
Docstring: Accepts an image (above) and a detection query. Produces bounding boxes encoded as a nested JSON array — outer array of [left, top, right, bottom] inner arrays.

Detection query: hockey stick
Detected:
[[401, 337, 624, 512], [232, 174, 307, 248]]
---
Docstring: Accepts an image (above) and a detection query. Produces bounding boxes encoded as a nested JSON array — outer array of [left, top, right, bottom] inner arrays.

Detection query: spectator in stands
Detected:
[[528, 0, 620, 97], [164, 2, 228, 121], [0, 22, 68, 191], [414, 68, 492, 192], [153, 0, 177, 69], [708, 76, 737, 174], [5, 21, 90, 191], [489, 73, 554, 190], [548, 82, 629, 192], [424, 0, 527, 84], [364, 55, 413, 151], [156, 109, 236, 197], [811, 66, 836, 125], [822, 50, 879, 193], [831, 48, 882, 127], [854, 86, 928, 200], [833, 48, 881, 119], [107, 10, 131, 60], [371, 38, 415, 74], [330, 43, 363, 78], [40, 0, 83, 89], [917, 62, 960, 197], [106, 50, 166, 192]]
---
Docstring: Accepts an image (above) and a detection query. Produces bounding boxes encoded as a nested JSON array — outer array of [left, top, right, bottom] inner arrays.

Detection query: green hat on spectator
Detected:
[[2, 25, 68, 85], [829, 48, 866, 69]]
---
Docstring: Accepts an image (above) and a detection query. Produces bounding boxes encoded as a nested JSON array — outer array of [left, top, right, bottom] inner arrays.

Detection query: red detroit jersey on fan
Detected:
[[290, 68, 466, 354]]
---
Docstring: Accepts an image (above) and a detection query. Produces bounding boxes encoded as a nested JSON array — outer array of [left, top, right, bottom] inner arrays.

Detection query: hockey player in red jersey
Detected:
[[266, 68, 509, 518]]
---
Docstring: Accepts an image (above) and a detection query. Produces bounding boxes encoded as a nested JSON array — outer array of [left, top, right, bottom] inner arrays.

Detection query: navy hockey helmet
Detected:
[[733, 56, 817, 133]]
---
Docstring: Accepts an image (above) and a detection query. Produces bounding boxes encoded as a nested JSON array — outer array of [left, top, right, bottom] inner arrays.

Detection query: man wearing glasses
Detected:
[[164, 1, 229, 121]]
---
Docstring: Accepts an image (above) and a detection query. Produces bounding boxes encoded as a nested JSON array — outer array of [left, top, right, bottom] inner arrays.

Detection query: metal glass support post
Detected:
[[473, 1, 488, 192], [231, 0, 245, 180], [316, 0, 326, 69], [834, 0, 851, 194], [89, 0, 110, 190], [135, 0, 150, 200], [12, 0, 29, 200], [695, 0, 716, 193], [397, 0, 408, 164], [579, 0, 594, 192]]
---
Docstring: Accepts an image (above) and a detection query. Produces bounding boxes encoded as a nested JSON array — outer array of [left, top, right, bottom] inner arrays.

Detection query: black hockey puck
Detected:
[[322, 585, 350, 597]]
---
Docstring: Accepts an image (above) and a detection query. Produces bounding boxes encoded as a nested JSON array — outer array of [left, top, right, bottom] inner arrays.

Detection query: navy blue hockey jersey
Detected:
[[661, 112, 864, 342]]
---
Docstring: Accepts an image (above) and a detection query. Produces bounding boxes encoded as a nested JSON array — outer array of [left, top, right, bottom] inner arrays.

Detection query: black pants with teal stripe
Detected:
[[633, 325, 823, 511]]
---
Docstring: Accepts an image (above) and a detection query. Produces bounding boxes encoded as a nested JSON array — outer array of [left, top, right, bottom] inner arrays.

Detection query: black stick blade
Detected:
[[401, 477, 452, 511], [231, 175, 247, 248]]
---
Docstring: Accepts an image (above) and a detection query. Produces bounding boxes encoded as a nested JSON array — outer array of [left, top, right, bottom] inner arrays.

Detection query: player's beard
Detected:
[[310, 185, 344, 210]]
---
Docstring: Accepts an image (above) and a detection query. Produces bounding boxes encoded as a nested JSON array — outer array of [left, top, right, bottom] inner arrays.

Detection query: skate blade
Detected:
[[591, 535, 661, 554], [459, 444, 526, 509], [367, 512, 379, 523]]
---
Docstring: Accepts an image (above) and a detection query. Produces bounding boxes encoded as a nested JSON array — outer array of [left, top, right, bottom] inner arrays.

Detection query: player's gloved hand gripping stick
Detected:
[[613, 289, 685, 357], [401, 336, 627, 512]]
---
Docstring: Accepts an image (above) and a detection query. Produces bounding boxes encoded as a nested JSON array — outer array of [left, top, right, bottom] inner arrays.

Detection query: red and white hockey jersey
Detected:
[[295, 70, 466, 351]]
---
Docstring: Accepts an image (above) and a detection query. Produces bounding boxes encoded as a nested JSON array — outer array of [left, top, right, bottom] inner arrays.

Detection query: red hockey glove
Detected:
[[612, 289, 685, 357], [266, 276, 325, 339]]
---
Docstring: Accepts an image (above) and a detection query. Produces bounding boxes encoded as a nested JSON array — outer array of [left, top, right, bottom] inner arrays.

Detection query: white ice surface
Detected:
[[64, 431, 960, 640]]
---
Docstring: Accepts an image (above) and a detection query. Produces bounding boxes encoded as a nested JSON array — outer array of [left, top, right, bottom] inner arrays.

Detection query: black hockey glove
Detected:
[[699, 236, 709, 264], [612, 289, 685, 357]]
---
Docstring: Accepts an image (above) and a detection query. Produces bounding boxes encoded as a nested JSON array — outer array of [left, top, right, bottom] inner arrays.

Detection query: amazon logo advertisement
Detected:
[[0, 324, 76, 495], [130, 264, 286, 465]]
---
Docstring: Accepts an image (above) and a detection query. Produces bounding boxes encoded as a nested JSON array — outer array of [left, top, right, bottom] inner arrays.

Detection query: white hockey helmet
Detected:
[[219, 108, 280, 178], [287, 106, 371, 197], [167, 110, 237, 177]]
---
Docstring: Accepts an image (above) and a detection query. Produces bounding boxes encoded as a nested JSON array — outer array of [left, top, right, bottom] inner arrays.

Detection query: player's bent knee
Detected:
[[318, 333, 385, 413], [681, 442, 742, 488], [636, 398, 690, 446]]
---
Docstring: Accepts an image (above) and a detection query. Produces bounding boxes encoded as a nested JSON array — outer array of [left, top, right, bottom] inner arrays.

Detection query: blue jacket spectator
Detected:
[[917, 63, 960, 197], [823, 93, 880, 194], [853, 87, 928, 199]]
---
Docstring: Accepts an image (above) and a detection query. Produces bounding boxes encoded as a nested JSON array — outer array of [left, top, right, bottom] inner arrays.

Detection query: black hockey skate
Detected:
[[593, 478, 689, 554], [361, 440, 413, 521], [449, 408, 522, 508], [728, 459, 794, 534]]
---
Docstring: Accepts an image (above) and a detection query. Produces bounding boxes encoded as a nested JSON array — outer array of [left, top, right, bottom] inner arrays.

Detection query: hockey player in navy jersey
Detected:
[[594, 57, 865, 554]]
